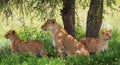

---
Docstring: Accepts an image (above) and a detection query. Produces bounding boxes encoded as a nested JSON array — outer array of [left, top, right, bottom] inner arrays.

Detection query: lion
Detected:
[[41, 19, 89, 56], [5, 30, 47, 57], [79, 29, 112, 54]]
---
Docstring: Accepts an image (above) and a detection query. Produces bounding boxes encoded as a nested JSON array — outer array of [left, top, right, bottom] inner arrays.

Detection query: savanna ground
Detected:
[[0, 2, 120, 65]]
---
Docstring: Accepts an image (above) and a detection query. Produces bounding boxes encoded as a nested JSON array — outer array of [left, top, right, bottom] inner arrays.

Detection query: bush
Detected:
[[0, 26, 120, 65]]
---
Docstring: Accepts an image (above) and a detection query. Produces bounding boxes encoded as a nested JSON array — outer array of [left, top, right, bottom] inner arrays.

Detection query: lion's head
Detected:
[[41, 19, 57, 31], [5, 30, 17, 39], [101, 29, 112, 40]]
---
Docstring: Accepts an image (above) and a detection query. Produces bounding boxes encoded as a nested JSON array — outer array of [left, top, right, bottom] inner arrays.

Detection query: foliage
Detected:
[[0, 0, 119, 23], [75, 26, 85, 40], [0, 27, 120, 65], [0, 0, 62, 22], [0, 0, 120, 65]]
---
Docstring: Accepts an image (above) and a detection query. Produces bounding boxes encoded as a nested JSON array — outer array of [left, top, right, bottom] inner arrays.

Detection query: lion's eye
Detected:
[[106, 33, 109, 36]]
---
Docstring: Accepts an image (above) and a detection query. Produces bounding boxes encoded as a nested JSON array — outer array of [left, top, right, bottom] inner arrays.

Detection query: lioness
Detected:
[[5, 30, 47, 57], [41, 19, 89, 56], [79, 30, 112, 53]]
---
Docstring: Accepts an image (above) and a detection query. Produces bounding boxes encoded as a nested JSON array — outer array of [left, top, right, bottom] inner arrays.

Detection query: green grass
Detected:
[[0, 2, 120, 64], [0, 26, 120, 65]]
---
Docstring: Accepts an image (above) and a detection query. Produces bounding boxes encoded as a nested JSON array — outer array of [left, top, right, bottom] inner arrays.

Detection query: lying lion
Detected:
[[79, 30, 112, 53], [5, 30, 47, 57], [41, 19, 89, 56]]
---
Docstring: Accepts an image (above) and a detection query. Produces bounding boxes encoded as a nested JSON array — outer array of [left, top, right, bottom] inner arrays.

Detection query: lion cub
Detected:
[[79, 30, 112, 54], [41, 19, 89, 56], [5, 30, 47, 57]]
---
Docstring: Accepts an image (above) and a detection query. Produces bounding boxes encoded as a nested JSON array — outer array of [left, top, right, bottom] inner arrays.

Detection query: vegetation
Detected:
[[0, 0, 120, 65], [0, 26, 120, 65], [0, 0, 119, 37]]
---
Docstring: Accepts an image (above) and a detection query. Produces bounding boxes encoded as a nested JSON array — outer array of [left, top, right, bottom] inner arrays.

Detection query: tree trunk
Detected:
[[86, 0, 103, 38], [61, 0, 75, 37]]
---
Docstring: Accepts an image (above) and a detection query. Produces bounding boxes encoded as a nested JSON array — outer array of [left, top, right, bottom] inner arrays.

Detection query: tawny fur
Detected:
[[41, 19, 89, 56], [5, 30, 47, 57], [79, 30, 112, 53]]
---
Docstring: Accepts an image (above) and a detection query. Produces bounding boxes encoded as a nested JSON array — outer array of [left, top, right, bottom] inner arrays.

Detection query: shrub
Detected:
[[0, 26, 120, 65]]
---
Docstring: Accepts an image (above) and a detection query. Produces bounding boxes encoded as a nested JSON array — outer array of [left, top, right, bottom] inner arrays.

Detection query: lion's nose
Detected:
[[41, 27, 46, 31], [5, 34, 8, 38], [109, 37, 112, 40], [43, 29, 46, 31], [108, 36, 112, 40]]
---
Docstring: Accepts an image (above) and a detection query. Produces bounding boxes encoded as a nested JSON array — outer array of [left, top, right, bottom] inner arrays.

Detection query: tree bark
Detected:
[[86, 0, 103, 38], [61, 0, 75, 37]]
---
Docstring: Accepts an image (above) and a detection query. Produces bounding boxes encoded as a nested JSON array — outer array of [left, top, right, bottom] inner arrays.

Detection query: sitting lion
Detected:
[[41, 19, 89, 56], [79, 29, 112, 53], [5, 30, 47, 57]]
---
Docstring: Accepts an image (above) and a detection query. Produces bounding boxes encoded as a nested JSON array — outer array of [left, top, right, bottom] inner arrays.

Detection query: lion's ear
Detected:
[[109, 29, 112, 32], [52, 19, 56, 24], [47, 19, 50, 21], [100, 30, 105, 34], [11, 30, 15, 34]]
